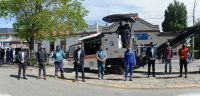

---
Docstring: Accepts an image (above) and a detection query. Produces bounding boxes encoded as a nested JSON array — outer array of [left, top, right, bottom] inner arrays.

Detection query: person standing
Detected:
[[1, 48, 5, 64], [124, 44, 136, 81], [73, 44, 85, 82], [6, 48, 10, 63], [0, 48, 4, 66], [178, 44, 189, 78], [52, 45, 66, 79], [163, 42, 173, 74], [9, 48, 14, 63], [36, 46, 48, 80], [17, 48, 29, 80], [146, 42, 157, 78], [96, 45, 107, 80]]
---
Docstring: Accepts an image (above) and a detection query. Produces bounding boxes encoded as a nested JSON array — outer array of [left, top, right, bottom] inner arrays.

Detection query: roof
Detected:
[[0, 28, 14, 34], [78, 32, 102, 41], [157, 32, 180, 36]]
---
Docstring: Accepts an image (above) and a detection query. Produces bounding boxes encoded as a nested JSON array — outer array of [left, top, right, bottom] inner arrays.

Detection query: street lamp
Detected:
[[192, 0, 199, 60]]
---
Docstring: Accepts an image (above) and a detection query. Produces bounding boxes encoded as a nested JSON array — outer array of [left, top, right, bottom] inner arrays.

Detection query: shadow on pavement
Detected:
[[156, 76, 178, 79], [10, 74, 18, 79], [27, 74, 38, 79]]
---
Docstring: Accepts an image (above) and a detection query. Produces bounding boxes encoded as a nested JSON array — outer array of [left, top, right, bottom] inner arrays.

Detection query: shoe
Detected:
[[37, 76, 41, 79], [179, 75, 182, 77], [153, 75, 156, 77], [23, 77, 27, 80], [82, 79, 85, 82], [185, 76, 187, 78], [130, 79, 133, 81], [147, 76, 150, 78], [98, 77, 101, 80], [17, 77, 20, 80], [61, 74, 65, 79], [124, 78, 127, 81]]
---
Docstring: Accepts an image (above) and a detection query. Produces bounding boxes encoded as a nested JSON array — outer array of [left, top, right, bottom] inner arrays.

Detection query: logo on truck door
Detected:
[[110, 41, 114, 46]]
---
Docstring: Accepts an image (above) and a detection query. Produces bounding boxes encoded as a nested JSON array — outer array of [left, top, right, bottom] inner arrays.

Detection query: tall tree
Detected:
[[0, 0, 88, 52], [162, 0, 187, 32]]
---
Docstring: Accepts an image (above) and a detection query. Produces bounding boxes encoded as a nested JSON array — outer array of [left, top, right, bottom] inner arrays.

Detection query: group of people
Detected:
[[0, 47, 14, 66], [147, 41, 189, 78], [16, 41, 190, 81]]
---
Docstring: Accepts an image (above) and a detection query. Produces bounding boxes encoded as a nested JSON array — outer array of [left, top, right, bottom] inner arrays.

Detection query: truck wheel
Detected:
[[110, 59, 124, 75]]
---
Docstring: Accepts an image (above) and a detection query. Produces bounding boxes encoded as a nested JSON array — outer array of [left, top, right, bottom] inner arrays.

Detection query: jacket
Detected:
[[124, 49, 136, 65], [163, 46, 173, 59], [17, 51, 29, 63], [73, 49, 85, 65], [36, 50, 48, 62], [146, 47, 157, 59], [52, 50, 66, 62]]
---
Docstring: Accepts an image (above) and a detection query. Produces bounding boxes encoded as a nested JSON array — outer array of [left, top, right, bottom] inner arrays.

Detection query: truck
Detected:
[[67, 14, 137, 74]]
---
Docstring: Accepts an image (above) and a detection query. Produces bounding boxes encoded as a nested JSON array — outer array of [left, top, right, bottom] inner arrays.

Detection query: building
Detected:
[[0, 28, 28, 49]]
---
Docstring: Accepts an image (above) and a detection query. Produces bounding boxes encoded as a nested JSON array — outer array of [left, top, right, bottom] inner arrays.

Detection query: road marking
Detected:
[[65, 80, 74, 83], [177, 93, 200, 96]]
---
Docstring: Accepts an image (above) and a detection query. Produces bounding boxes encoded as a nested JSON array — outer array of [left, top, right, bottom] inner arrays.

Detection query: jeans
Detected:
[[97, 61, 105, 79], [124, 62, 134, 80], [164, 59, 172, 74], [38, 62, 46, 78]]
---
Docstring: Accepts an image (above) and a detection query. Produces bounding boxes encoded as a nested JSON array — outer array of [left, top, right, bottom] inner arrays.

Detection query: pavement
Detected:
[[1, 60, 200, 89], [0, 65, 200, 96]]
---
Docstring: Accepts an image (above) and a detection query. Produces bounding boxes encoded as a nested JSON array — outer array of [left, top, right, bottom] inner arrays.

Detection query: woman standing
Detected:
[[124, 44, 136, 81], [52, 46, 66, 79]]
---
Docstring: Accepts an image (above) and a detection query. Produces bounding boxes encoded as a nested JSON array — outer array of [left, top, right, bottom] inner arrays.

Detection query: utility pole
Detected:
[[192, 0, 199, 60]]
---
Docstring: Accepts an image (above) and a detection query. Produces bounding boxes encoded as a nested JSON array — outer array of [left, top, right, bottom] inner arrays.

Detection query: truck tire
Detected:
[[107, 58, 124, 75]]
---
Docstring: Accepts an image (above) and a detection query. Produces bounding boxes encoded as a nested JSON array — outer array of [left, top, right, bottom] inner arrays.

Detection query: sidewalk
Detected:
[[2, 60, 200, 89]]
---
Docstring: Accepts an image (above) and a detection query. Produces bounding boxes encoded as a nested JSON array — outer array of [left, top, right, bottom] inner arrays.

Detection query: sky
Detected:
[[0, 0, 200, 31]]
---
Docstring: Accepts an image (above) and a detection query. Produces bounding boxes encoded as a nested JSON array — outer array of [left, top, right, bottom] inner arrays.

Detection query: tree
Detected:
[[0, 0, 88, 53], [162, 0, 187, 32]]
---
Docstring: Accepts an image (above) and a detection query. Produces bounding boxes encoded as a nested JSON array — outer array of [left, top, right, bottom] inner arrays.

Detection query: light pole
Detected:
[[192, 0, 199, 60]]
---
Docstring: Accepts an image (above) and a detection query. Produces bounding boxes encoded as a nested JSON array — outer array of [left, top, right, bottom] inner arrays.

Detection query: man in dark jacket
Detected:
[[36, 46, 48, 80], [146, 42, 157, 78], [17, 48, 29, 80], [73, 44, 85, 82]]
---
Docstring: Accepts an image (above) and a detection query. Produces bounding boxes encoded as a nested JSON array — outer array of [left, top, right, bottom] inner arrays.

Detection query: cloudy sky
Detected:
[[0, 0, 200, 31]]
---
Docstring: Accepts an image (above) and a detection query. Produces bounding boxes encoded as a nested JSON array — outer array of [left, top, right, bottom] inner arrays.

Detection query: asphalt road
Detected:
[[0, 66, 200, 96]]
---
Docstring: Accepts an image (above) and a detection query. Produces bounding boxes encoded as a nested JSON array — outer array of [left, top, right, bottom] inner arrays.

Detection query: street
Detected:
[[0, 63, 200, 96]]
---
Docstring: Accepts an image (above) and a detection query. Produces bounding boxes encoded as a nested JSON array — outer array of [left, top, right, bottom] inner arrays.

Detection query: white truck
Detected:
[[67, 14, 138, 74], [67, 32, 136, 74]]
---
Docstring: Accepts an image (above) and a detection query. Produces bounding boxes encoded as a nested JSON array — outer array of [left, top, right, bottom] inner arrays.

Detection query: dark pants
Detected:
[[0, 58, 3, 65], [148, 59, 156, 76], [18, 63, 26, 78], [38, 62, 46, 78], [54, 61, 64, 75], [179, 59, 188, 77], [75, 64, 85, 80]]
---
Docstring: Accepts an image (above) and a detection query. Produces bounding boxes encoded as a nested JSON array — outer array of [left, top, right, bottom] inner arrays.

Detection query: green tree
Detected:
[[162, 0, 187, 32], [0, 0, 88, 52]]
